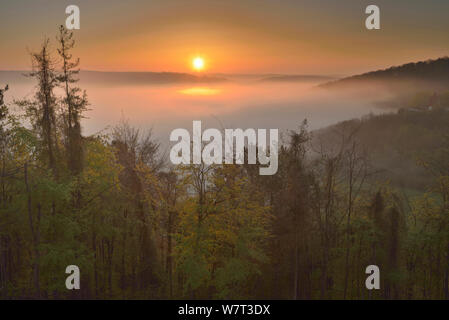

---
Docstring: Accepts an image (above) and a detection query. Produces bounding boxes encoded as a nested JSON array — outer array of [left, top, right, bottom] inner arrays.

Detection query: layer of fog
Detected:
[[0, 71, 398, 148]]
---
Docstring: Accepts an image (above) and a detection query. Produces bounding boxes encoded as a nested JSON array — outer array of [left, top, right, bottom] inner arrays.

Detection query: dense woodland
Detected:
[[1, 27, 449, 299]]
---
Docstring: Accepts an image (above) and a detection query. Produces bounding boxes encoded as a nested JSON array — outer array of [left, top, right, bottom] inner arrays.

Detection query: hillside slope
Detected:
[[312, 108, 449, 191], [321, 57, 449, 92]]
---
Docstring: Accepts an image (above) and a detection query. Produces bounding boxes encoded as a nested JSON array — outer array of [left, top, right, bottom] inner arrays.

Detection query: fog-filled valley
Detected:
[[0, 70, 395, 141], [1, 53, 449, 300]]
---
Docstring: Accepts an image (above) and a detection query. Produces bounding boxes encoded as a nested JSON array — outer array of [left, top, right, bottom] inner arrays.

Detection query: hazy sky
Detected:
[[1, 0, 449, 75]]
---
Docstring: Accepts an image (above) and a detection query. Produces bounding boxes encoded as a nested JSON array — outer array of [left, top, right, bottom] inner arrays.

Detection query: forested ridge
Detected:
[[322, 57, 449, 91], [1, 27, 448, 299]]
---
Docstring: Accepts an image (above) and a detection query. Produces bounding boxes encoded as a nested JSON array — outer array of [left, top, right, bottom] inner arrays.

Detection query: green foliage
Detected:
[[1, 27, 448, 300]]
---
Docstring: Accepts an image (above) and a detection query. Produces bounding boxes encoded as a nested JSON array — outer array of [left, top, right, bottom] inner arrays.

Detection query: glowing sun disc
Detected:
[[192, 57, 205, 71]]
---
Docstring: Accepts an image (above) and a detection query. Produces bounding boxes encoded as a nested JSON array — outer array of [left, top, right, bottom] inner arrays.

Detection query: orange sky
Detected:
[[2, 0, 449, 75]]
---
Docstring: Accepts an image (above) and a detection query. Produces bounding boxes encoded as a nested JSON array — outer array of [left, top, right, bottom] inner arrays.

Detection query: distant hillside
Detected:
[[321, 57, 449, 91], [312, 108, 449, 191], [0, 71, 229, 87], [260, 74, 336, 83], [78, 71, 229, 85]]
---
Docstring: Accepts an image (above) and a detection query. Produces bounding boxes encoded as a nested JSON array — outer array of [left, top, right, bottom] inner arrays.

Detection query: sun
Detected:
[[192, 57, 205, 71]]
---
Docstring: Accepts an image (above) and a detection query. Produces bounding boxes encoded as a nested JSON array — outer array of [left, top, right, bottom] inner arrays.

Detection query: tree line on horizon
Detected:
[[0, 26, 448, 300], [322, 56, 449, 91]]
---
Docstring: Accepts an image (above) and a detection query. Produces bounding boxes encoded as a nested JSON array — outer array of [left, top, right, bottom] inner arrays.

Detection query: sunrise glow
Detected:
[[178, 87, 220, 96], [192, 57, 205, 71]]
